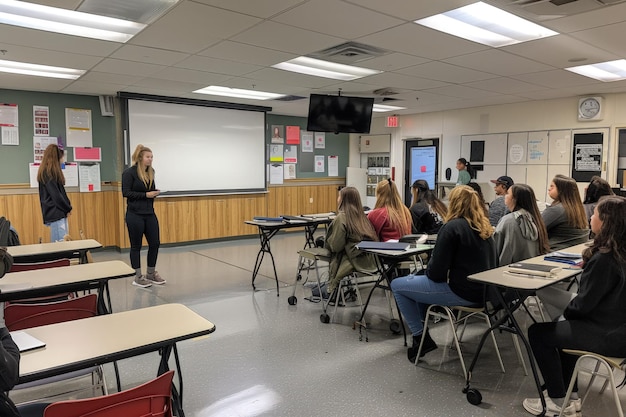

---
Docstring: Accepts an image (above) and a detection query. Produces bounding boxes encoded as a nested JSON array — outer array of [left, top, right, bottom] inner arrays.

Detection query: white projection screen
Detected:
[[124, 97, 267, 195]]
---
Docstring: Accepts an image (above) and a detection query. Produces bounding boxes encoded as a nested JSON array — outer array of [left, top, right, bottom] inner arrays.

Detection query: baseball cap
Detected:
[[490, 176, 514, 188]]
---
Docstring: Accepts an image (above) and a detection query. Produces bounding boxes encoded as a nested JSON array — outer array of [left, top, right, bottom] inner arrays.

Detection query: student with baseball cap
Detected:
[[489, 176, 514, 226]]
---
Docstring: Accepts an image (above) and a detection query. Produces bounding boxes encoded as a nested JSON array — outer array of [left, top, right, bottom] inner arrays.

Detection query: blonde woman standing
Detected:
[[367, 179, 412, 241], [122, 144, 166, 288]]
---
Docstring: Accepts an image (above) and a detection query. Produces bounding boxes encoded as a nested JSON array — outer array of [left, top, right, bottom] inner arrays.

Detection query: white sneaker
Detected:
[[132, 275, 152, 288], [570, 398, 582, 417], [523, 396, 578, 416]]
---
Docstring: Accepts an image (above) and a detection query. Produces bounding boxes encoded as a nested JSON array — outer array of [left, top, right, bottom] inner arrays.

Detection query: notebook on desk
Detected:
[[357, 241, 410, 251], [507, 263, 562, 277], [10, 330, 46, 352]]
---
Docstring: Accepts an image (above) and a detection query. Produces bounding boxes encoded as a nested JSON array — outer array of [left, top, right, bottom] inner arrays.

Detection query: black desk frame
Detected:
[[247, 219, 331, 295]]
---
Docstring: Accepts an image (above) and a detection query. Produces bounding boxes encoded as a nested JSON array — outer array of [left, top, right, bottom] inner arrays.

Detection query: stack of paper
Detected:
[[544, 251, 583, 266]]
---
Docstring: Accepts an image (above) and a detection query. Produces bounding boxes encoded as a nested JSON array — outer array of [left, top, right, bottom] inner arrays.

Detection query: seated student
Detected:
[[582, 175, 614, 224], [409, 179, 446, 235], [522, 196, 626, 417], [467, 182, 489, 218], [494, 184, 550, 265], [324, 187, 378, 294], [489, 175, 514, 226], [390, 185, 497, 363], [542, 175, 589, 251], [367, 179, 412, 242]]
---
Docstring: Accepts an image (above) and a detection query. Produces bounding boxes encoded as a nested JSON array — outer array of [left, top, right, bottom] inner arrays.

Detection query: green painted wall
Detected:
[[0, 89, 117, 184]]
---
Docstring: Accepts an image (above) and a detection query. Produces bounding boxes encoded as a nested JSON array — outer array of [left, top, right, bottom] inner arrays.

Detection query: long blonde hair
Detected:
[[338, 187, 378, 241], [37, 144, 65, 185], [446, 185, 494, 239], [374, 179, 412, 235], [132, 144, 154, 188]]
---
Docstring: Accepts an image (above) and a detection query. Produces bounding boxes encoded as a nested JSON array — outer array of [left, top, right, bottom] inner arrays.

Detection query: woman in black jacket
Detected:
[[37, 144, 72, 242], [523, 196, 626, 416], [122, 144, 166, 288]]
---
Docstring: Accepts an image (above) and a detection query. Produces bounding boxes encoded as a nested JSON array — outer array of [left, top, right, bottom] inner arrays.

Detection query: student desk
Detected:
[[464, 251, 585, 413], [245, 216, 333, 295], [0, 261, 134, 314], [18, 303, 215, 417], [354, 243, 435, 344], [7, 239, 102, 264]]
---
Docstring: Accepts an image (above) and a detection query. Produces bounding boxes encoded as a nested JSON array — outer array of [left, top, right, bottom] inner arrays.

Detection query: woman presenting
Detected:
[[122, 144, 166, 288]]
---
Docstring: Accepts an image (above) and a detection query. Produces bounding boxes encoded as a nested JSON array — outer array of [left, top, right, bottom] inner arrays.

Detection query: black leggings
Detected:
[[125, 211, 160, 269], [528, 320, 618, 399]]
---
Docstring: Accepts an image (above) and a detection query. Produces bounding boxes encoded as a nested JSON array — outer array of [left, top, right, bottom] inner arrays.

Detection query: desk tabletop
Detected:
[[468, 243, 588, 290], [7, 239, 102, 258], [19, 303, 216, 382], [358, 244, 434, 258], [0, 260, 134, 296], [245, 217, 331, 229]]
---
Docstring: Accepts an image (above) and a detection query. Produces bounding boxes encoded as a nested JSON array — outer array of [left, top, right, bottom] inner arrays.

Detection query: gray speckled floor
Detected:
[[13, 232, 624, 416]]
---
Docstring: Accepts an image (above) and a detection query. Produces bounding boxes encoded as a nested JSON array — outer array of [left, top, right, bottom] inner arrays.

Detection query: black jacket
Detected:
[[0, 327, 19, 391], [426, 218, 497, 303], [122, 165, 156, 215], [38, 179, 72, 224]]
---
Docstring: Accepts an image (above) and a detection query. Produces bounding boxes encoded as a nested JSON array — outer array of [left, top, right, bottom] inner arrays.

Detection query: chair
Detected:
[[559, 349, 626, 417], [8, 258, 72, 303], [289, 247, 378, 324], [43, 370, 174, 417], [5, 294, 108, 404]]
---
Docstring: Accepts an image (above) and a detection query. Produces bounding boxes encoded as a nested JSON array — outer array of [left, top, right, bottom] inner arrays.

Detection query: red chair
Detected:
[[9, 258, 71, 272], [43, 370, 174, 417], [5, 294, 107, 404]]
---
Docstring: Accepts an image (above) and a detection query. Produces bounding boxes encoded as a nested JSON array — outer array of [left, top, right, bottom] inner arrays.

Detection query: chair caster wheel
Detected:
[[389, 319, 401, 334], [320, 314, 330, 323], [288, 296, 297, 305], [466, 388, 482, 405]]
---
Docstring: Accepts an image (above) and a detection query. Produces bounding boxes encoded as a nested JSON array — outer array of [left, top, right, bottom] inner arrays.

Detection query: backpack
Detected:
[[0, 217, 20, 247]]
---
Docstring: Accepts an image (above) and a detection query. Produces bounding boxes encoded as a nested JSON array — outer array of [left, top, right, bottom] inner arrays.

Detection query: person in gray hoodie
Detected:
[[494, 184, 550, 266]]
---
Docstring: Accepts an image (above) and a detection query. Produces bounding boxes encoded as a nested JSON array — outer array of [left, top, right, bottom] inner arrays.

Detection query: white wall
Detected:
[[365, 93, 626, 201]]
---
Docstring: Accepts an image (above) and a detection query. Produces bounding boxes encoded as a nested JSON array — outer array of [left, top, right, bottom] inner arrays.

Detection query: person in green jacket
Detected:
[[456, 158, 472, 185], [325, 187, 378, 293]]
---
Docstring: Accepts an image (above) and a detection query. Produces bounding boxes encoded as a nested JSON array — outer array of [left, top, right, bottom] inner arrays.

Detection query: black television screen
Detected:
[[306, 94, 374, 134]]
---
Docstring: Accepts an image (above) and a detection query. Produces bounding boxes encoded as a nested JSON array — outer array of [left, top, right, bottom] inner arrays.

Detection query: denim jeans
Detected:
[[46, 217, 68, 242], [390, 274, 477, 336]]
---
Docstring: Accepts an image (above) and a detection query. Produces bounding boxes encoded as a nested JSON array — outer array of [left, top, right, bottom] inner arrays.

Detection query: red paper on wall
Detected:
[[286, 126, 300, 144]]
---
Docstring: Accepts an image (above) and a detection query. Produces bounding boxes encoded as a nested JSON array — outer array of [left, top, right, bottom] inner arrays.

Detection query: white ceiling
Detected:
[[3, 0, 626, 117]]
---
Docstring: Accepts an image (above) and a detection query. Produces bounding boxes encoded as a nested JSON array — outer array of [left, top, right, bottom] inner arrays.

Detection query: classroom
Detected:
[[1, 1, 626, 416]]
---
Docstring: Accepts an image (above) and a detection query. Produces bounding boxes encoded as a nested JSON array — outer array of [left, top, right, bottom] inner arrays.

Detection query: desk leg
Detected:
[[463, 291, 546, 414], [96, 282, 113, 315], [158, 344, 185, 417], [251, 227, 280, 295], [295, 224, 319, 277], [78, 249, 88, 264]]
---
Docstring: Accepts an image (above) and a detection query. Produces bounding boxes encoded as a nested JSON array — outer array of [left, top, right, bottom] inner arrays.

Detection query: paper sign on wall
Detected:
[[29, 162, 78, 188], [286, 126, 300, 144], [65, 108, 93, 147], [74, 147, 101, 162], [79, 163, 101, 192]]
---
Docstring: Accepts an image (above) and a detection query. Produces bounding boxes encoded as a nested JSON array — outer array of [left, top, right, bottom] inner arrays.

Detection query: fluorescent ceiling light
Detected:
[[566, 60, 626, 82], [272, 57, 381, 81], [372, 104, 406, 112], [415, 1, 558, 47], [0, 0, 147, 43], [193, 86, 285, 100], [0, 59, 85, 79]]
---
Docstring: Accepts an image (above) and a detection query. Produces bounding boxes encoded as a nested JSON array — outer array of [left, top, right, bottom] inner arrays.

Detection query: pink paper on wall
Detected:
[[74, 147, 101, 162], [286, 126, 300, 144]]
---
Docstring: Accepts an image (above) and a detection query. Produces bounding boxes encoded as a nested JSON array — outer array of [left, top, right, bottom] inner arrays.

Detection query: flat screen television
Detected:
[[306, 94, 374, 134]]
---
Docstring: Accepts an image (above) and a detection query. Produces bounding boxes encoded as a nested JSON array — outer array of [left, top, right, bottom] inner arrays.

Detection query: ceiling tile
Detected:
[[192, 0, 306, 18], [568, 21, 626, 58], [464, 77, 546, 95], [359, 72, 449, 90], [110, 45, 189, 66], [542, 3, 626, 34], [62, 80, 127, 95], [129, 2, 261, 54], [148, 67, 232, 85], [272, 0, 404, 39], [396, 61, 497, 83], [231, 21, 344, 55], [0, 44, 101, 69], [357, 53, 430, 71], [239, 67, 340, 88], [175, 55, 262, 76], [131, 77, 206, 92], [357, 23, 488, 61], [512, 69, 601, 89], [79, 71, 143, 85], [344, 0, 476, 21], [90, 59, 165, 77], [443, 50, 554, 76], [423, 84, 502, 99], [198, 41, 294, 66]]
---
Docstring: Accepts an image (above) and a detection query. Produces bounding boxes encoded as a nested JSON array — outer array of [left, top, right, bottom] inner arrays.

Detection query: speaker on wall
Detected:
[[99, 95, 115, 117]]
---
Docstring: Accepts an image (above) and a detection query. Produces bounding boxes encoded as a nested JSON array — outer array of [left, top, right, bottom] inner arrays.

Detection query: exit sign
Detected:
[[386, 116, 399, 128]]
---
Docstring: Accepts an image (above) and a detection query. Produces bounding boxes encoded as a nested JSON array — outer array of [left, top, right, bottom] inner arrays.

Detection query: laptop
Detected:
[[10, 330, 46, 352]]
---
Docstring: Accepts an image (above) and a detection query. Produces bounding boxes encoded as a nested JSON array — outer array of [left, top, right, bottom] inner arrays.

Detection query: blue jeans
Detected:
[[391, 274, 477, 336], [46, 217, 68, 242]]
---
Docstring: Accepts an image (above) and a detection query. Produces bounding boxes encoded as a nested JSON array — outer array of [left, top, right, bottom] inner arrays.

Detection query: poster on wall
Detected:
[[301, 131, 313, 152], [314, 155, 325, 173], [284, 145, 297, 163], [270, 125, 284, 143], [65, 108, 93, 147], [286, 125, 300, 144], [79, 163, 101, 192], [33, 136, 59, 162], [314, 132, 325, 149], [571, 132, 603, 182], [33, 105, 50, 136], [0, 103, 19, 146]]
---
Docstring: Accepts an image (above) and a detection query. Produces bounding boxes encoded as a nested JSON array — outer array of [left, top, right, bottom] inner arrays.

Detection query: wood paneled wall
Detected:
[[0, 181, 342, 248]]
